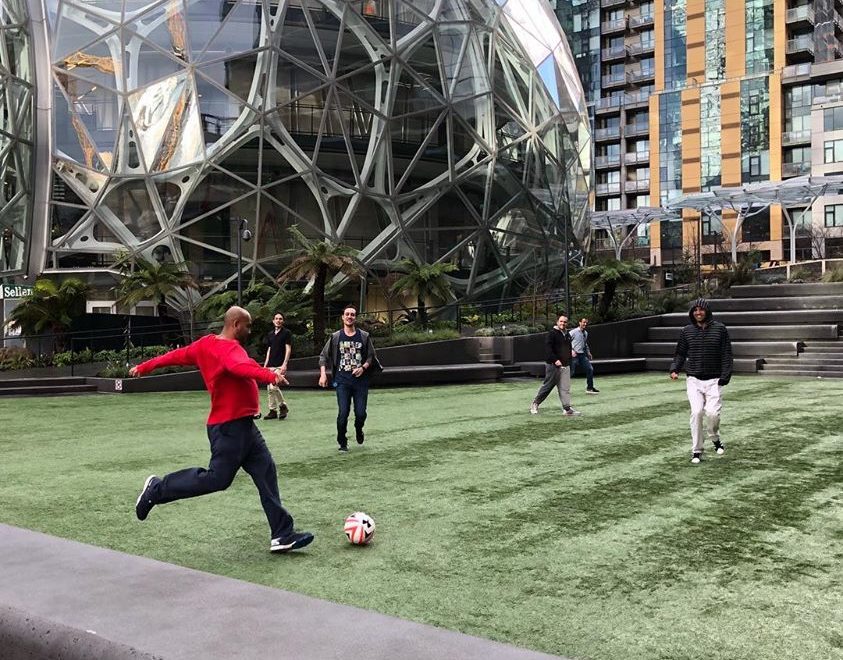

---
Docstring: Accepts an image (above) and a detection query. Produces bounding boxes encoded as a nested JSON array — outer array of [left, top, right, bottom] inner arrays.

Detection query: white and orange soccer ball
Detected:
[[344, 512, 376, 545]]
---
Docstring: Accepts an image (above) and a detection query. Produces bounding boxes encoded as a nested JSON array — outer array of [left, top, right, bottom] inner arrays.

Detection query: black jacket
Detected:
[[545, 326, 572, 366], [669, 298, 733, 384]]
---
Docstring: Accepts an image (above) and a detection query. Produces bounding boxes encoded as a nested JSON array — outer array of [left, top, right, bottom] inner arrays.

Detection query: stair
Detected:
[[0, 377, 99, 397], [501, 364, 530, 379], [759, 338, 843, 378], [477, 350, 501, 364], [639, 283, 843, 376]]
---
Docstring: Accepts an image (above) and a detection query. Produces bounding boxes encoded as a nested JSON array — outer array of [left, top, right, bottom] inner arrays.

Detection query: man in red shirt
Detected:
[[129, 306, 313, 553]]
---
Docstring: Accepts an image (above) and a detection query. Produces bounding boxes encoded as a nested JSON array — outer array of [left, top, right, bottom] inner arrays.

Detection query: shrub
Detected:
[[375, 329, 460, 347], [473, 324, 541, 337], [0, 347, 35, 371], [822, 266, 843, 283]]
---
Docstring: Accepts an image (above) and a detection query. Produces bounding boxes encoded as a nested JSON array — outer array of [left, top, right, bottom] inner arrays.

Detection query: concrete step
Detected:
[[730, 282, 843, 298], [764, 357, 843, 368], [644, 357, 761, 373], [0, 384, 98, 397], [659, 309, 843, 326], [759, 369, 843, 378], [648, 325, 839, 341], [633, 341, 799, 357], [0, 377, 89, 388], [707, 295, 843, 311]]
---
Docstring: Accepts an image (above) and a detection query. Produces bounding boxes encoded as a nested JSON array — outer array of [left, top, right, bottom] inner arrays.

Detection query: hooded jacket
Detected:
[[669, 298, 733, 384]]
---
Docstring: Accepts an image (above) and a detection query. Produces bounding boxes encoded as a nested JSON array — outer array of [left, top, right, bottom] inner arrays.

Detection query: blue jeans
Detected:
[[570, 353, 594, 389], [335, 376, 369, 442]]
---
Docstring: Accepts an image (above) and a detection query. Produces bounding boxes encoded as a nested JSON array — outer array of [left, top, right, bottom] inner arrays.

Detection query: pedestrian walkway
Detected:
[[0, 524, 563, 660]]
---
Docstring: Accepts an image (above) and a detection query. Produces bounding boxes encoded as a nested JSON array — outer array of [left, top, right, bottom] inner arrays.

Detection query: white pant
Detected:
[[267, 383, 287, 411], [686, 376, 722, 454]]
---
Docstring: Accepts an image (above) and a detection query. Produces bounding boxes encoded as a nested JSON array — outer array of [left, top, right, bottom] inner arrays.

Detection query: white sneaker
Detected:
[[563, 407, 581, 416], [529, 402, 539, 415], [714, 441, 725, 455], [691, 453, 702, 464]]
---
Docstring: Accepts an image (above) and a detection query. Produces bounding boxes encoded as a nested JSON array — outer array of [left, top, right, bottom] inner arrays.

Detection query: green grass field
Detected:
[[1, 374, 841, 660]]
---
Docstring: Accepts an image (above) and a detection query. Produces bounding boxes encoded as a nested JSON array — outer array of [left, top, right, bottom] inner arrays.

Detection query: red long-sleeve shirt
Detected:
[[134, 334, 278, 425]]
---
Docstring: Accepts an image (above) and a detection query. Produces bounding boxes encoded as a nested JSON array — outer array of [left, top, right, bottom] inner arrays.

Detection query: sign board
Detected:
[[1, 284, 34, 299]]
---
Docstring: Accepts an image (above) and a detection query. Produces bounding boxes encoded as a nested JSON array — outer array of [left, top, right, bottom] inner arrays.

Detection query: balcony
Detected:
[[782, 62, 812, 81], [624, 90, 651, 108], [600, 0, 626, 8], [785, 5, 814, 26], [627, 68, 655, 84], [595, 154, 622, 168], [596, 182, 622, 195], [595, 96, 623, 113], [786, 36, 814, 56], [602, 72, 628, 88], [594, 126, 622, 141], [625, 179, 651, 193], [627, 40, 655, 57], [601, 44, 628, 61], [629, 13, 654, 29], [782, 129, 811, 146], [624, 122, 649, 137], [782, 162, 811, 177], [601, 17, 627, 33], [625, 151, 648, 165]]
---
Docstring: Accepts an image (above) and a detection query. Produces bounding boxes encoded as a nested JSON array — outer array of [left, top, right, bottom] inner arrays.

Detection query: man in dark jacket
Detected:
[[670, 298, 733, 464], [530, 315, 581, 416], [319, 305, 380, 451]]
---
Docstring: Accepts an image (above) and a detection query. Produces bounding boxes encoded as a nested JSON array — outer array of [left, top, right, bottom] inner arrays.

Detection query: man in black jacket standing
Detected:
[[530, 315, 581, 417], [670, 298, 733, 464]]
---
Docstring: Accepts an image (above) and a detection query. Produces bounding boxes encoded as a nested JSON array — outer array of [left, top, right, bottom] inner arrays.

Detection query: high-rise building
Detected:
[[557, 0, 843, 269]]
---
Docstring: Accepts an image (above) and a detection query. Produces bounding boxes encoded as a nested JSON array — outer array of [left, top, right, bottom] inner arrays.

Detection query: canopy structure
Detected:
[[589, 207, 679, 260], [667, 176, 843, 264]]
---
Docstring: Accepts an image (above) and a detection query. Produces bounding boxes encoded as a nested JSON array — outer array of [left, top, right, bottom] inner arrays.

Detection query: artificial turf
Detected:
[[0, 373, 841, 660]]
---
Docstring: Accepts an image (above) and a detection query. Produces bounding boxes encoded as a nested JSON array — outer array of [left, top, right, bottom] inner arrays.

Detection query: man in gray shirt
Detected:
[[570, 317, 599, 394]]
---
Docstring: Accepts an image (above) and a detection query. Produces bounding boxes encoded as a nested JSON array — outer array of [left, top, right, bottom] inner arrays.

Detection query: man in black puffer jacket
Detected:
[[669, 298, 733, 464]]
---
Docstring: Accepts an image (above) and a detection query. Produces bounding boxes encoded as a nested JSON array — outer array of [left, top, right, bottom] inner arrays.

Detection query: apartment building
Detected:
[[557, 0, 843, 268]]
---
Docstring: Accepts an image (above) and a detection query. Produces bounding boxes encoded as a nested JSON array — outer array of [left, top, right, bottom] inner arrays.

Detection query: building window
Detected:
[[824, 139, 843, 163], [745, 0, 773, 75], [663, 0, 687, 90], [823, 107, 843, 132], [741, 78, 769, 183], [825, 205, 843, 227]]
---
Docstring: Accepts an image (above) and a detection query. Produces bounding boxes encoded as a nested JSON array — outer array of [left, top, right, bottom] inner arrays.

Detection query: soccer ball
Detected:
[[344, 512, 376, 545]]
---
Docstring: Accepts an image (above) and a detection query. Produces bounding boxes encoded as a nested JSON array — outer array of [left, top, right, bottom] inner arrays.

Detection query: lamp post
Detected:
[[235, 217, 252, 307]]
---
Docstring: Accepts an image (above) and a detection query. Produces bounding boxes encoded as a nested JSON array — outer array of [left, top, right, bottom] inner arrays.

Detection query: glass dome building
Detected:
[[1, 0, 591, 302]]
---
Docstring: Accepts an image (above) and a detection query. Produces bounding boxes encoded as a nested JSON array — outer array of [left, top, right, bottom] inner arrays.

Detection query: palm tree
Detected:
[[574, 258, 650, 319], [276, 225, 362, 353], [390, 259, 457, 327], [116, 256, 197, 319], [7, 277, 89, 352]]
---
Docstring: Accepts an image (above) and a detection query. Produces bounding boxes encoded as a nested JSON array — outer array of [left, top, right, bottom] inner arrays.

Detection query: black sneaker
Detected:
[[713, 440, 725, 455], [586, 387, 600, 395], [691, 452, 702, 464], [279, 403, 289, 419], [270, 531, 315, 553], [135, 475, 160, 521], [356, 429, 365, 445], [264, 410, 278, 420], [338, 445, 348, 452]]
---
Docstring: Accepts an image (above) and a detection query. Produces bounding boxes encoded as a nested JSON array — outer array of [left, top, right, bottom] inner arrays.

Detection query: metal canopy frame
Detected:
[[589, 207, 679, 260], [667, 176, 843, 264]]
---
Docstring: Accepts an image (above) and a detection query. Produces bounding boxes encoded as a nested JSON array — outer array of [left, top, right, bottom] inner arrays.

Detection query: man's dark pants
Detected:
[[147, 416, 294, 540], [335, 376, 369, 445], [570, 353, 595, 389]]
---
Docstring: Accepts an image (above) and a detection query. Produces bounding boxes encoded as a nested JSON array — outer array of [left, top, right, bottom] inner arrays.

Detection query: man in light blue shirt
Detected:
[[570, 317, 599, 394]]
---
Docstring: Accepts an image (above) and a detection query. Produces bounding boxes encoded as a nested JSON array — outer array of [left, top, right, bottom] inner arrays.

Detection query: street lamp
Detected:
[[235, 217, 252, 307]]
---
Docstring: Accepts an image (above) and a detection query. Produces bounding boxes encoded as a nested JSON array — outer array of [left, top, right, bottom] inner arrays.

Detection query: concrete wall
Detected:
[[288, 337, 482, 370], [0, 605, 160, 660]]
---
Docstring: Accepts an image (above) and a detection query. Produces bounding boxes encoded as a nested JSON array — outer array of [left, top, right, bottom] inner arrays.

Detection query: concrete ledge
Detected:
[[659, 310, 843, 326], [633, 341, 801, 357], [285, 364, 503, 388], [730, 282, 843, 298], [707, 296, 843, 311], [87, 371, 205, 394], [516, 358, 646, 378], [648, 325, 839, 341], [0, 605, 160, 660]]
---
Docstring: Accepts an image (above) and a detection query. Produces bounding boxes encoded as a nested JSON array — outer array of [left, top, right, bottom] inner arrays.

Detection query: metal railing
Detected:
[[785, 5, 814, 24]]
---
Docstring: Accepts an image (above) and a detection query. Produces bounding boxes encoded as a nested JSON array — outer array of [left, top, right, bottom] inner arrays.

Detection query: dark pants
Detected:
[[149, 416, 294, 540], [335, 376, 369, 444], [570, 353, 595, 389]]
